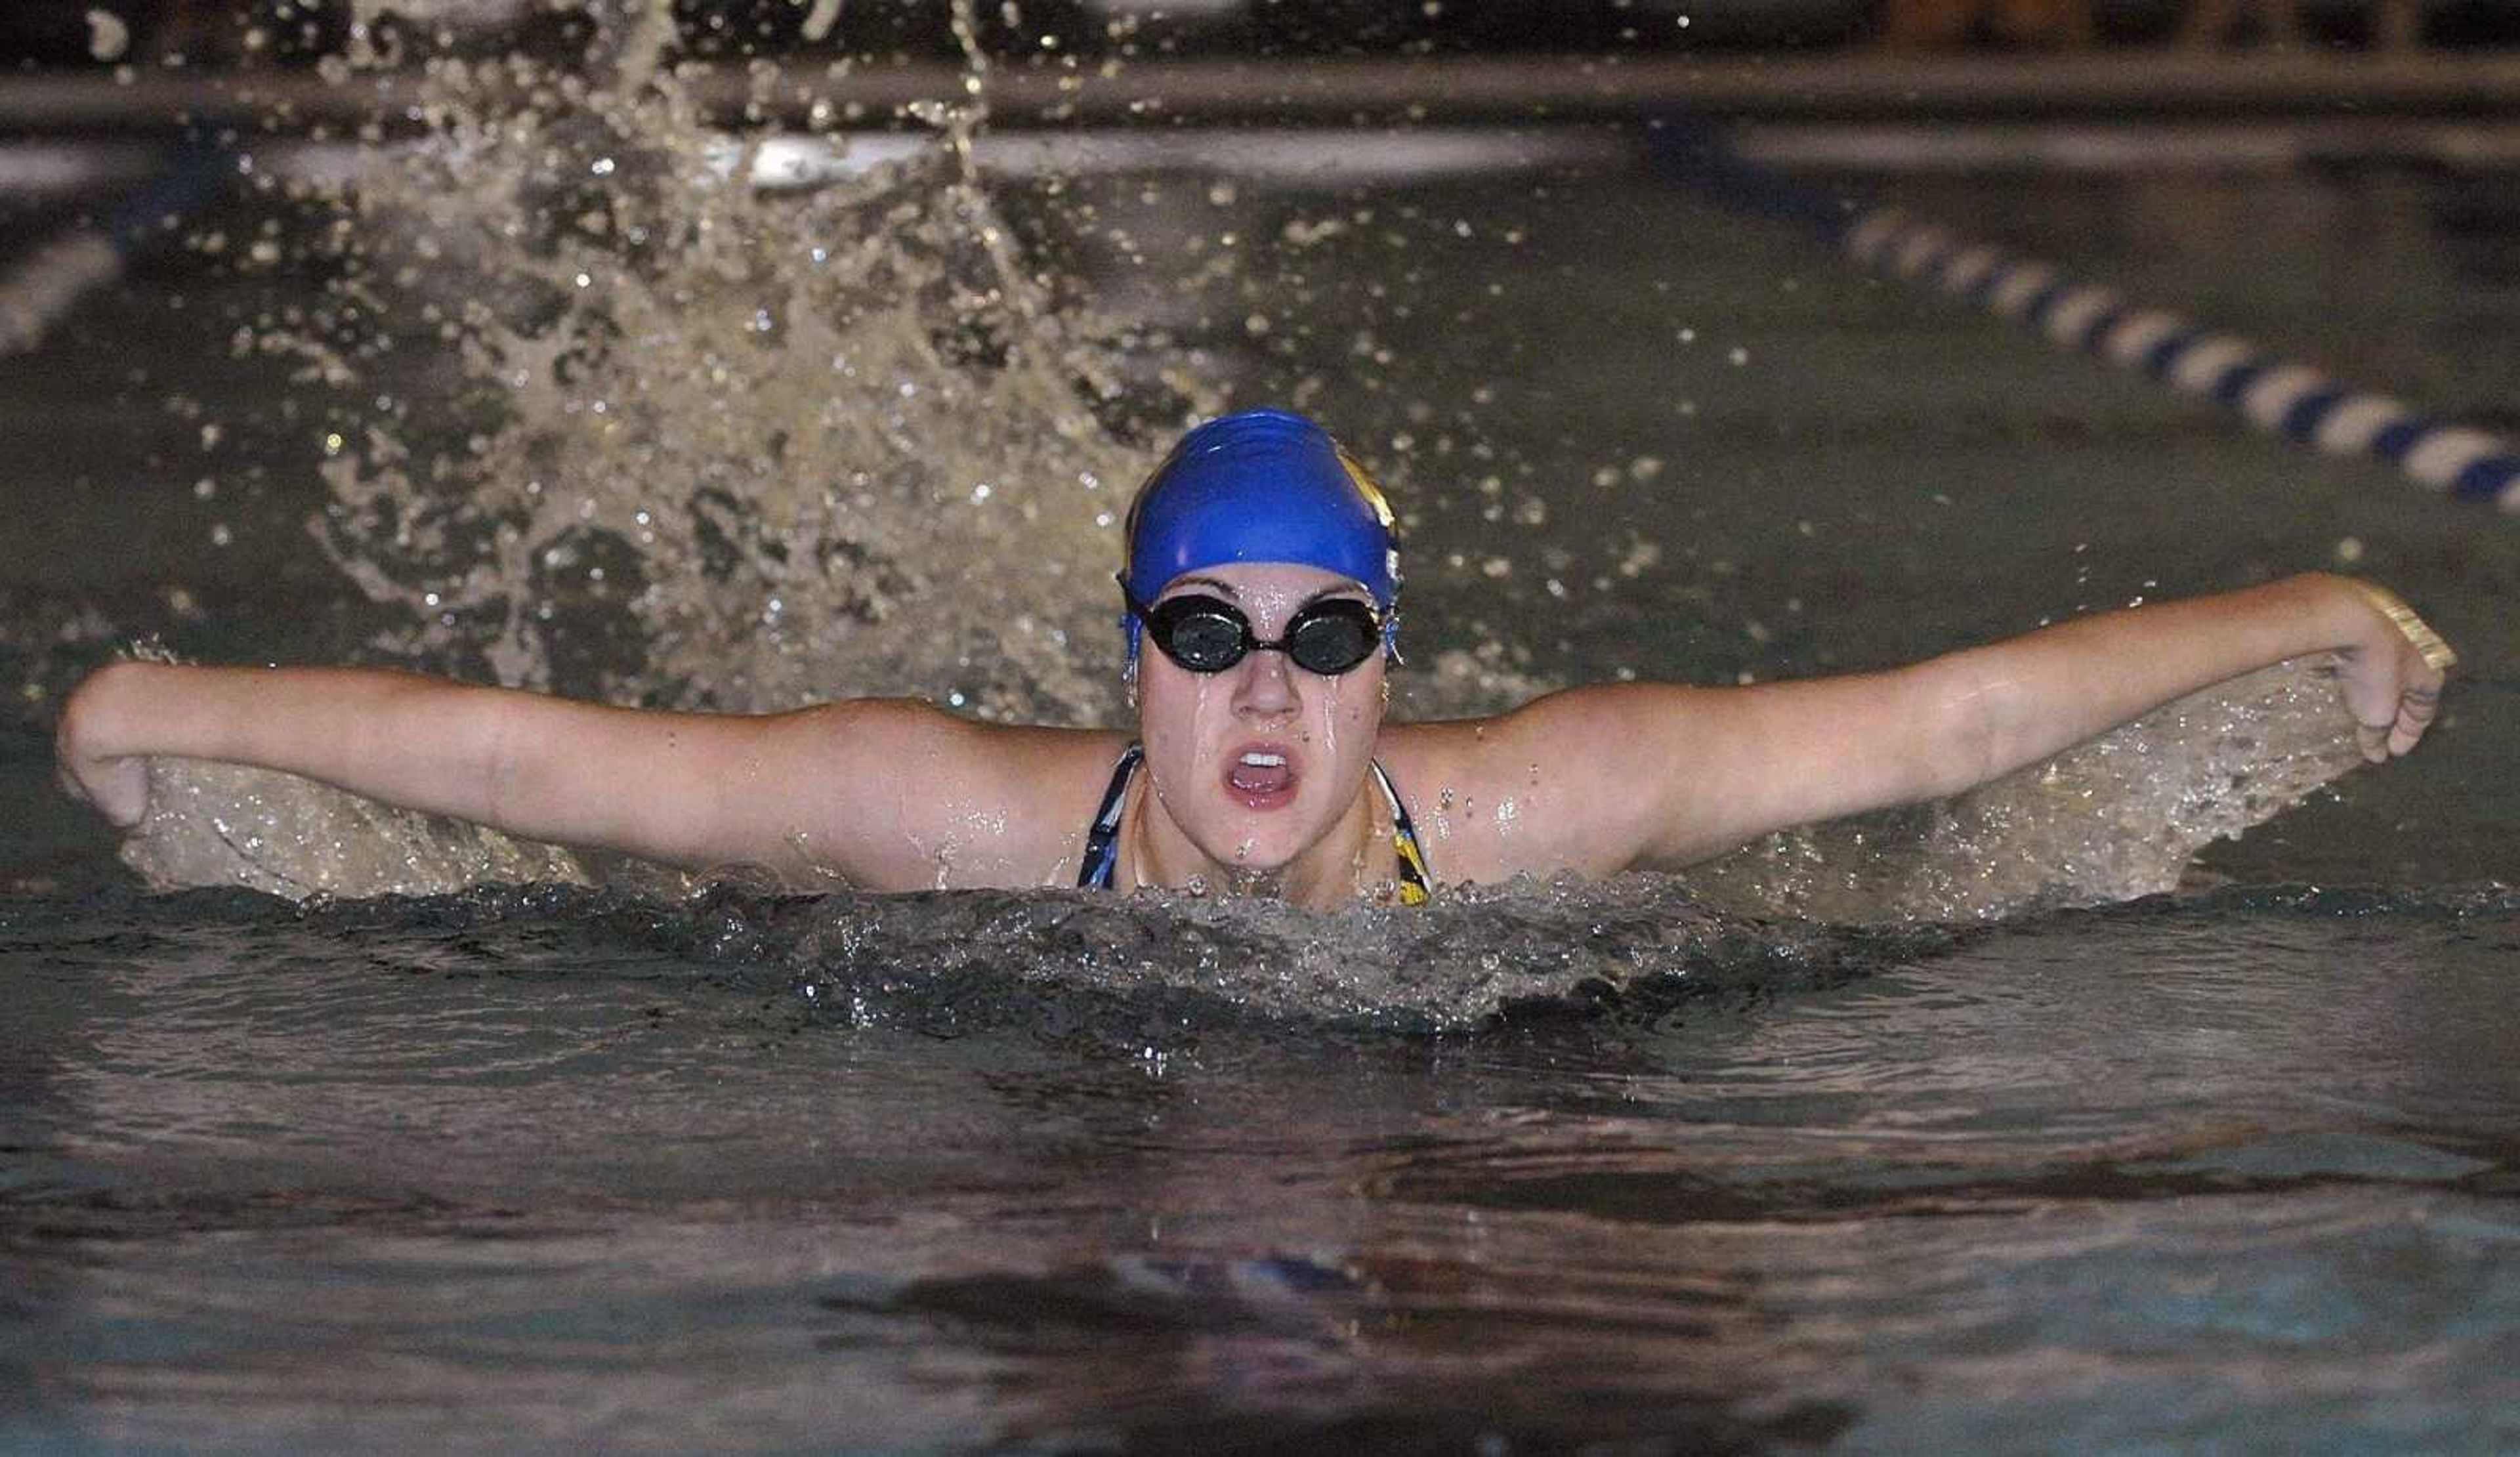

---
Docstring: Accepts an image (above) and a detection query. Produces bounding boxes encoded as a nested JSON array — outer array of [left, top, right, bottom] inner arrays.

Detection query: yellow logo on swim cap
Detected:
[[1335, 447, 1396, 531], [1334, 445, 1402, 601]]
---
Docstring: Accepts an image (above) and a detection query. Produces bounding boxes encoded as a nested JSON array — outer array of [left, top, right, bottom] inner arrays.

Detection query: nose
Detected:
[[1230, 643, 1300, 718]]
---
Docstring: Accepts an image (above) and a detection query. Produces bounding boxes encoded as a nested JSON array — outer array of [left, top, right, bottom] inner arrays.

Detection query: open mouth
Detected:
[[1223, 745, 1298, 808]]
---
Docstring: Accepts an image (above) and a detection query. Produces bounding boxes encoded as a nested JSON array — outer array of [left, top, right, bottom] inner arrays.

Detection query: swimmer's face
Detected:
[[1135, 561, 1388, 880]]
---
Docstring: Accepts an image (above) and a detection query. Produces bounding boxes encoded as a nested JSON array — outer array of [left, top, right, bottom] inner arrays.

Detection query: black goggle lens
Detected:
[[1283, 604, 1379, 673], [1139, 593, 1382, 675], [1165, 607, 1250, 670]]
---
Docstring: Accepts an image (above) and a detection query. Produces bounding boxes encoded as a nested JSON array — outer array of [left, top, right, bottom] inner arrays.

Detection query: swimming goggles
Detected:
[[1122, 581, 1385, 675]]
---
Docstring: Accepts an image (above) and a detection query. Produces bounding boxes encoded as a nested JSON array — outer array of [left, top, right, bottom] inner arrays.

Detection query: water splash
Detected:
[[125, 755, 589, 898], [306, 4, 1148, 721], [774, 878, 1928, 1033], [1676, 658, 2364, 923], [268, 872, 1942, 1035], [104, 3, 2384, 932], [119, 0, 1181, 891]]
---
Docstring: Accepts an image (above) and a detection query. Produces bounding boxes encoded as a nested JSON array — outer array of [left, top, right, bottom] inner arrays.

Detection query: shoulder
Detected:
[[1376, 683, 1717, 885], [784, 699, 1133, 892]]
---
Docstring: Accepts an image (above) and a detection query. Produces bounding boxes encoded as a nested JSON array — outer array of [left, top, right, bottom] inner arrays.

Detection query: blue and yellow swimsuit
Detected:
[[1076, 742, 1434, 905]]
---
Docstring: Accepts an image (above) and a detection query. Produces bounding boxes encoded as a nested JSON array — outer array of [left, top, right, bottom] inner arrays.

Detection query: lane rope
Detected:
[[1650, 120, 2520, 510]]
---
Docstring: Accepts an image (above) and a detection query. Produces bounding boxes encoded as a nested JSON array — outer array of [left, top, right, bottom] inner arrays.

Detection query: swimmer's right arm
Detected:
[[52, 661, 1067, 888]]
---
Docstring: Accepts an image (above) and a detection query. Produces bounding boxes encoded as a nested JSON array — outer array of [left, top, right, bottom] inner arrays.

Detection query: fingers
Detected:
[[55, 751, 148, 828], [2390, 684, 2441, 758], [2356, 717, 2391, 764], [2338, 581, 2454, 764], [2357, 683, 2441, 763]]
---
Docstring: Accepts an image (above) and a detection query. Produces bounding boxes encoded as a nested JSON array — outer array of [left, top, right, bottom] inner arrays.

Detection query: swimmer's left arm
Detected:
[[1449, 572, 2450, 875]]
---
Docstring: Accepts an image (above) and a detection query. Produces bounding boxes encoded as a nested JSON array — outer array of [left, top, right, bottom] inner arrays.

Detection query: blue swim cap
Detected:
[[1120, 409, 1400, 661]]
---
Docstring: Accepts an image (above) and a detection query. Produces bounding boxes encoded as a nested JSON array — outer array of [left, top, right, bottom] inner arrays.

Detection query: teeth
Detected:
[[1240, 751, 1286, 768]]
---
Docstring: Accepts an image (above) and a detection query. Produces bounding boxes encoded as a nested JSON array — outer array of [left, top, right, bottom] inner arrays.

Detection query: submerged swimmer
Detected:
[[56, 409, 2455, 910]]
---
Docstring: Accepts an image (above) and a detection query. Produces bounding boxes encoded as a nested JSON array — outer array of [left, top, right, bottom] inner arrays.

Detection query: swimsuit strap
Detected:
[[1076, 742, 1433, 904], [1076, 742, 1143, 891], [1370, 759, 1435, 907]]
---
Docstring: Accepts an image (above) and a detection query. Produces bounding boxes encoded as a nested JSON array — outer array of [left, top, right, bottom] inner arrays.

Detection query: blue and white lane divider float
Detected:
[[1842, 206, 2520, 507], [1650, 123, 2520, 511], [0, 142, 228, 356]]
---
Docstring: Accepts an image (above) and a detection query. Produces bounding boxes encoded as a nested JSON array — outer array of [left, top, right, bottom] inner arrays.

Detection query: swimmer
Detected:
[[54, 408, 2455, 911]]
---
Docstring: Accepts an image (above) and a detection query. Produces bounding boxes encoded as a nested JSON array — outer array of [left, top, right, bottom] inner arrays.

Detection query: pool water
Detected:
[[6, 93, 2520, 1452]]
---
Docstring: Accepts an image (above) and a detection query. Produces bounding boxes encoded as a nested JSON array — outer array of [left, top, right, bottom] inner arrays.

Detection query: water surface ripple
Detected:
[[7, 881, 2520, 1450]]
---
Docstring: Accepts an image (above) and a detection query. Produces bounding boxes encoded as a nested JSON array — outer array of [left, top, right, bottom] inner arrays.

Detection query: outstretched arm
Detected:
[[1418, 572, 2452, 878], [53, 662, 1102, 889]]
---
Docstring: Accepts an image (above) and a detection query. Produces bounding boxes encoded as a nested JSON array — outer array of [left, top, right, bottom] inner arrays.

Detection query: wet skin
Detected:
[[1122, 562, 1396, 907], [52, 572, 2449, 909]]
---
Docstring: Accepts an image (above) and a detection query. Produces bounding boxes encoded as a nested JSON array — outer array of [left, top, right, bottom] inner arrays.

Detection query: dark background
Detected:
[[9, 0, 2520, 71]]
